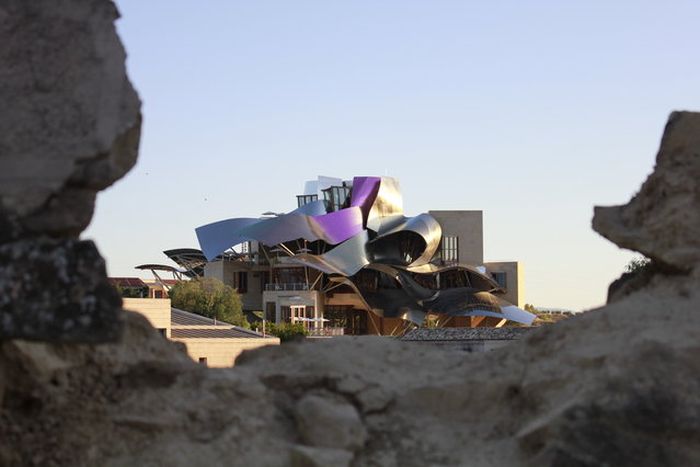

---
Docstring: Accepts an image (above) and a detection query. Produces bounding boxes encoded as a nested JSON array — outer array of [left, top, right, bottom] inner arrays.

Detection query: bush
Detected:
[[265, 322, 308, 342], [169, 277, 248, 328]]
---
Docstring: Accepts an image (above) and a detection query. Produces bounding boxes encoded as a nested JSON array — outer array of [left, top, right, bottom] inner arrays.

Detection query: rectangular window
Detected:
[[157, 328, 167, 337], [441, 235, 459, 264], [234, 271, 248, 293], [321, 184, 351, 212], [154, 290, 163, 299], [198, 357, 208, 366], [260, 271, 270, 291], [281, 306, 291, 323], [265, 302, 276, 322], [492, 272, 507, 289], [297, 194, 318, 207]]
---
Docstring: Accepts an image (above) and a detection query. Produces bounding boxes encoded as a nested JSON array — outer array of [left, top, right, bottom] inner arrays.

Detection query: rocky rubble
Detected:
[[1, 0, 699, 465]]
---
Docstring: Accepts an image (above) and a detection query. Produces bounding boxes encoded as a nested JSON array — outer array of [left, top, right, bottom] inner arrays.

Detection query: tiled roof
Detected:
[[171, 327, 269, 339], [171, 308, 230, 327], [170, 308, 268, 339], [401, 327, 533, 341], [109, 277, 147, 288]]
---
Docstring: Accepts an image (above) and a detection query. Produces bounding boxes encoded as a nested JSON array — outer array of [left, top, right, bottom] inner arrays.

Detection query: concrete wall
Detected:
[[484, 261, 524, 307], [172, 338, 280, 367], [428, 210, 484, 265], [122, 298, 171, 337]]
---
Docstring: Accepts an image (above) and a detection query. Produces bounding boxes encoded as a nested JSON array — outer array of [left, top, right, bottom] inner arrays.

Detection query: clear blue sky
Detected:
[[85, 0, 700, 311]]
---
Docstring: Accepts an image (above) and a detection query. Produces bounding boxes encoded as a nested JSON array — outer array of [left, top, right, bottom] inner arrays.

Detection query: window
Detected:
[[281, 306, 291, 323], [198, 357, 208, 366], [154, 290, 163, 299], [441, 235, 459, 264], [233, 271, 248, 293], [157, 328, 167, 337], [297, 194, 318, 207], [322, 184, 352, 212], [265, 302, 276, 322], [492, 272, 507, 289], [240, 241, 250, 254]]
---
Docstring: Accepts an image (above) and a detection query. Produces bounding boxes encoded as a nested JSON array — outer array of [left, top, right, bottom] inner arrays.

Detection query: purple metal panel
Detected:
[[350, 176, 381, 222], [311, 207, 364, 245]]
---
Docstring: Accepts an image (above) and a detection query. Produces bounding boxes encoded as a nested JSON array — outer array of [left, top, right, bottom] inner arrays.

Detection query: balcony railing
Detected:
[[307, 327, 345, 337], [264, 283, 309, 291]]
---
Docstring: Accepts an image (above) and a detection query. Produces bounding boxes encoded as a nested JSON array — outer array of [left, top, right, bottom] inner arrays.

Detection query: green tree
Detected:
[[169, 277, 248, 328]]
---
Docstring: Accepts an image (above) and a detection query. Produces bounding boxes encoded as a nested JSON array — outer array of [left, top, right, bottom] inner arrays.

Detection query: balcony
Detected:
[[264, 283, 310, 291]]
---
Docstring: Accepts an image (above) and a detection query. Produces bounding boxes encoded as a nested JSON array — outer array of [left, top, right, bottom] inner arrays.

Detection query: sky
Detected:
[[84, 0, 700, 311]]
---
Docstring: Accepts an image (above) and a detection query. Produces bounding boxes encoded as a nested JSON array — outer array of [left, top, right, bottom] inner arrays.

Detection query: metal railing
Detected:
[[307, 327, 345, 337], [264, 283, 310, 291]]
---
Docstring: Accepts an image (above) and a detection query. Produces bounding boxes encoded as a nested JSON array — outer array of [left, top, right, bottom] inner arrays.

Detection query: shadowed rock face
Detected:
[[1, 1, 699, 465], [0, 0, 140, 341]]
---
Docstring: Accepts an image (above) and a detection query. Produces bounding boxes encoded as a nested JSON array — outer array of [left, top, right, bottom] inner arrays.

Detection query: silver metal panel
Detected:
[[370, 213, 442, 267], [290, 231, 370, 276], [366, 177, 404, 232], [195, 217, 260, 261]]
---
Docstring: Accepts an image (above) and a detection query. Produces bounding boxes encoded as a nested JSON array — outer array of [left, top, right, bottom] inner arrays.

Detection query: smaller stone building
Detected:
[[122, 298, 279, 367]]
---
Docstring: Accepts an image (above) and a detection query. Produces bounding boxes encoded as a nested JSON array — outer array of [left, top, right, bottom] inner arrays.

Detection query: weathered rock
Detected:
[[295, 394, 367, 451], [0, 0, 141, 341], [0, 0, 141, 232], [593, 111, 700, 272], [0, 238, 122, 341], [290, 445, 354, 467]]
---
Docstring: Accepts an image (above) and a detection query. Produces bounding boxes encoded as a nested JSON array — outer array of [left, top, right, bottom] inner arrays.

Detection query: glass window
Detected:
[[321, 184, 352, 212], [265, 302, 276, 322], [281, 306, 291, 323], [492, 272, 507, 289], [297, 194, 318, 208], [234, 271, 248, 293], [441, 235, 459, 264]]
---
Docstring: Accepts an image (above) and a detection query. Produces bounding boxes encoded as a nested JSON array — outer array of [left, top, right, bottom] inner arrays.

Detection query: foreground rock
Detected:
[[2, 281, 699, 466], [0, 0, 141, 341]]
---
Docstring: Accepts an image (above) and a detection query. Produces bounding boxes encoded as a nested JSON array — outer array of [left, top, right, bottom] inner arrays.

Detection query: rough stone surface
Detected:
[[0, 238, 122, 342], [593, 111, 700, 271], [0, 0, 141, 341], [295, 394, 367, 451], [290, 445, 354, 467], [0, 0, 141, 231]]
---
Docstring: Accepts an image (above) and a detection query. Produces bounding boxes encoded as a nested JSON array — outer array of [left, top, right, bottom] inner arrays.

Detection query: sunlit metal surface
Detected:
[[290, 231, 369, 276], [369, 213, 442, 267], [366, 177, 404, 231]]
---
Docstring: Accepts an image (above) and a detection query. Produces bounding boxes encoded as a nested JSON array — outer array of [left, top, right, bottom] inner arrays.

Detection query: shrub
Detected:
[[265, 322, 308, 342]]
